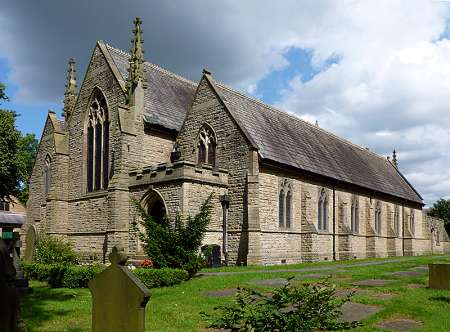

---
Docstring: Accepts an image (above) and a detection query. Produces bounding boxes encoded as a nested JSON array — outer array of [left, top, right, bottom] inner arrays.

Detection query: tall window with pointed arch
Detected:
[[394, 205, 400, 236], [351, 195, 359, 233], [410, 209, 415, 235], [197, 125, 216, 167], [318, 188, 328, 231], [86, 89, 109, 192], [278, 179, 293, 229], [43, 154, 51, 197], [374, 201, 382, 234]]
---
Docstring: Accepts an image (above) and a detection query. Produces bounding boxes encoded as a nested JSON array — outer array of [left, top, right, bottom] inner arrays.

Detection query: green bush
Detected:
[[21, 261, 52, 281], [21, 261, 103, 288], [133, 267, 189, 288], [35, 236, 78, 265], [134, 195, 212, 276], [202, 278, 360, 331]]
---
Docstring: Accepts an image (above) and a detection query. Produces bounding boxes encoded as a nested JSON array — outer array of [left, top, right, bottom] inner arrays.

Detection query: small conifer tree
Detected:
[[133, 195, 213, 275]]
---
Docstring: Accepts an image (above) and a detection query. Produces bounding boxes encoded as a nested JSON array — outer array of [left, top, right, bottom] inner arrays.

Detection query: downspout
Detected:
[[402, 205, 405, 256], [220, 194, 230, 266], [333, 186, 336, 261]]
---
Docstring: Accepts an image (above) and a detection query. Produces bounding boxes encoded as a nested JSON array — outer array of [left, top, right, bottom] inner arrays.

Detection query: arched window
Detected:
[[394, 205, 400, 235], [278, 189, 285, 228], [375, 201, 382, 234], [197, 125, 216, 167], [410, 209, 415, 235], [86, 89, 109, 192], [285, 190, 292, 228], [318, 188, 328, 231], [351, 195, 359, 233], [43, 155, 51, 197]]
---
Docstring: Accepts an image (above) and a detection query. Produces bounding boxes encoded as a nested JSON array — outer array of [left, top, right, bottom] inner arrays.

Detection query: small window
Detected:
[[351, 196, 359, 233], [279, 189, 285, 228], [0, 200, 10, 211], [374, 201, 382, 234], [318, 188, 328, 231], [43, 155, 51, 197], [410, 210, 415, 235], [197, 125, 216, 166], [394, 205, 400, 236], [285, 190, 292, 228]]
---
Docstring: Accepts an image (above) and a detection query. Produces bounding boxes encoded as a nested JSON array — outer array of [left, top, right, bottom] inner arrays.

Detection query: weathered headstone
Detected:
[[0, 238, 20, 332], [23, 226, 37, 262], [89, 246, 151, 332], [429, 263, 450, 290]]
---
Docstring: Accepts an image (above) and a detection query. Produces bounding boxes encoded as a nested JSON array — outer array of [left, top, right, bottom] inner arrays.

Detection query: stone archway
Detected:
[[144, 190, 167, 224]]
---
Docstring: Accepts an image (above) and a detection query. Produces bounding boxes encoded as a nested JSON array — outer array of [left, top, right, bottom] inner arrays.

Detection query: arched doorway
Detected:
[[145, 190, 167, 224]]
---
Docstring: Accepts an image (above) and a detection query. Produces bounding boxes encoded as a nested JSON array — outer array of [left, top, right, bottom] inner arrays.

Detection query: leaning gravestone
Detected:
[[89, 246, 151, 332], [428, 263, 450, 290]]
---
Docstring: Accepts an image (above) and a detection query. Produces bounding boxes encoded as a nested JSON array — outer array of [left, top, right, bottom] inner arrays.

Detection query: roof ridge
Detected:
[[101, 41, 197, 87], [214, 81, 392, 165]]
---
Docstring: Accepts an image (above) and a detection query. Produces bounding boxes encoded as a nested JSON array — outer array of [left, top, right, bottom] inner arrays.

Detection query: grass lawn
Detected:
[[22, 254, 450, 331]]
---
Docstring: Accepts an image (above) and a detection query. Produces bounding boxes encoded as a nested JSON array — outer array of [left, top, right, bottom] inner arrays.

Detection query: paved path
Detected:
[[198, 257, 424, 276]]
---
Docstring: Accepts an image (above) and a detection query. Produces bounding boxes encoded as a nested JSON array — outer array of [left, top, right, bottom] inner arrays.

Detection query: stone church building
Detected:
[[24, 19, 449, 265]]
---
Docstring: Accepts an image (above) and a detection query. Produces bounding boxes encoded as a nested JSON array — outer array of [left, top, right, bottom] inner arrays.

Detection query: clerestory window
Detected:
[[86, 89, 109, 192]]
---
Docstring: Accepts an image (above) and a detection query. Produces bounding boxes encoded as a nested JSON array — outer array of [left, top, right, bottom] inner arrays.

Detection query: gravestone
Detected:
[[23, 226, 37, 262], [201, 244, 221, 268], [429, 263, 450, 290], [89, 246, 151, 332]]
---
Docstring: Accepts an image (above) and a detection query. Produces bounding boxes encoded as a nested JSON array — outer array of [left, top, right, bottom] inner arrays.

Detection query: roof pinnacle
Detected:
[[126, 17, 147, 104], [63, 58, 77, 119], [392, 149, 398, 168]]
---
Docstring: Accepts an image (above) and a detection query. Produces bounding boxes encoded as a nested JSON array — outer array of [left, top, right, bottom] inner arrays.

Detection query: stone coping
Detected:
[[129, 160, 228, 187]]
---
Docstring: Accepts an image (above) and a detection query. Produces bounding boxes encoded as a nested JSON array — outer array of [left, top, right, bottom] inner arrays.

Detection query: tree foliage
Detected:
[[202, 278, 360, 332], [0, 83, 38, 204], [428, 198, 450, 233], [0, 109, 21, 200], [134, 195, 213, 275]]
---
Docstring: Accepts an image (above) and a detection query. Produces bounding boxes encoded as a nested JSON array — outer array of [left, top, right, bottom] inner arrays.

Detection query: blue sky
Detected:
[[1, 1, 450, 205]]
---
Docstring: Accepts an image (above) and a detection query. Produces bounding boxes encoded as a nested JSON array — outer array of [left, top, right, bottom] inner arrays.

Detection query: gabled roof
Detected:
[[100, 42, 422, 204], [102, 42, 196, 131]]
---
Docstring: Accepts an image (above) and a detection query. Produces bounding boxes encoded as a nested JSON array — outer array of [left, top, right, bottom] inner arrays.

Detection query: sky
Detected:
[[1, 0, 450, 205]]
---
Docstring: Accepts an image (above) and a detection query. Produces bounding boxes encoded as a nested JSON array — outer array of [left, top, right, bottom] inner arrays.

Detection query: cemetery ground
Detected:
[[22, 255, 450, 331]]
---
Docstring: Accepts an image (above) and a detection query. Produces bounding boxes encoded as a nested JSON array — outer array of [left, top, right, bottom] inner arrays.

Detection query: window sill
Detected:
[[83, 190, 108, 199]]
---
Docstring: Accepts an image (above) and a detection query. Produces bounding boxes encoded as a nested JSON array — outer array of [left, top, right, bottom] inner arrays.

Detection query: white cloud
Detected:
[[1, 0, 450, 204]]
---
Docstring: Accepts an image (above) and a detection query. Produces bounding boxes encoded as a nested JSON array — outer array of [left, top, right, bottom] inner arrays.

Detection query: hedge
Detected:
[[132, 267, 189, 288], [21, 262, 189, 289]]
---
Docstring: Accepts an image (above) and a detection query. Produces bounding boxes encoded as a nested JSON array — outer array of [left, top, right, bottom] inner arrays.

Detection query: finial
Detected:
[[63, 58, 77, 119], [109, 246, 128, 266], [315, 120, 319, 127], [126, 17, 147, 104], [202, 68, 212, 75], [392, 149, 398, 168]]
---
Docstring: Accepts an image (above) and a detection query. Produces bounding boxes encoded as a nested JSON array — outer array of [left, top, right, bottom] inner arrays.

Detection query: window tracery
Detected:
[[197, 125, 216, 167]]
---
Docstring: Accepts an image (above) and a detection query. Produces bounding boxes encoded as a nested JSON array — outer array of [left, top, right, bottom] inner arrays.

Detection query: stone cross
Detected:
[[89, 246, 151, 332]]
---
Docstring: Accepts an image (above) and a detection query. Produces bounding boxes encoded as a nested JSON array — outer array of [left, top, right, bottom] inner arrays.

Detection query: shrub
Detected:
[[21, 261, 103, 288], [134, 195, 212, 275], [202, 278, 361, 331], [35, 236, 78, 265], [133, 267, 189, 288]]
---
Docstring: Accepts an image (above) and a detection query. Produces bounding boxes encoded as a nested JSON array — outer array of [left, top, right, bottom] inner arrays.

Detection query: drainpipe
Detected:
[[333, 186, 336, 261], [220, 194, 230, 266], [402, 205, 405, 256]]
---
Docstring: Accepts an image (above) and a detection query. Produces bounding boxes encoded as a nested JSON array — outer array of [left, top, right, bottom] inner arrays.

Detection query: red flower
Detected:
[[140, 258, 154, 268]]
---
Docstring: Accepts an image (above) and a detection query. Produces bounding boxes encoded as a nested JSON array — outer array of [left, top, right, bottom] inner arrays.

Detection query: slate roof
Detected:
[[0, 212, 26, 227], [103, 43, 196, 131], [102, 42, 422, 204]]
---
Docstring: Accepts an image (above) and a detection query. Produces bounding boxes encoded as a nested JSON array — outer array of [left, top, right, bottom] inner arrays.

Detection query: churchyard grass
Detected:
[[22, 254, 450, 331]]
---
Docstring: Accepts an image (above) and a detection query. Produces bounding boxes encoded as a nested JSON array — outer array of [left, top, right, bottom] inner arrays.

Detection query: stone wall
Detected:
[[176, 76, 252, 265], [257, 166, 435, 264]]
